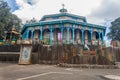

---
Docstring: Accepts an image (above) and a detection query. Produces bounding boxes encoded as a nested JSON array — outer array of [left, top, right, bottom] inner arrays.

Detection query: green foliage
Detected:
[[107, 17, 120, 41], [25, 17, 37, 24], [0, 0, 21, 39]]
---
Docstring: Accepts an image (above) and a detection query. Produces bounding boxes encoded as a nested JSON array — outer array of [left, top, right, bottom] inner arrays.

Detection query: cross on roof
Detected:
[[59, 4, 67, 13], [62, 4, 65, 9]]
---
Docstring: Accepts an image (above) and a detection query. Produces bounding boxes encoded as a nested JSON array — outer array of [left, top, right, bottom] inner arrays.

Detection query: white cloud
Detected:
[[87, 0, 120, 25], [13, 0, 102, 23]]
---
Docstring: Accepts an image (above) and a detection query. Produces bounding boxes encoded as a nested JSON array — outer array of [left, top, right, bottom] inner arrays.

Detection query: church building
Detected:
[[21, 5, 106, 45]]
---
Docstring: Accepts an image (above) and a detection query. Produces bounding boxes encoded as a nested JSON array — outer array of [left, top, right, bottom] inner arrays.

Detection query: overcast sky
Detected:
[[4, 0, 120, 26], [4, 0, 120, 40]]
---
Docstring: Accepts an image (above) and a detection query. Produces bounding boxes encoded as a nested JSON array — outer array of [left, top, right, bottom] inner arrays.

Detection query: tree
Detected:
[[107, 17, 120, 42], [0, 0, 21, 39], [25, 17, 37, 23]]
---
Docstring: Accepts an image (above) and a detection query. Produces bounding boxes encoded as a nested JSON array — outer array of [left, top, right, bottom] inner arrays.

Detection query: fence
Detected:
[[104, 47, 120, 62], [0, 44, 120, 65], [36, 44, 119, 65], [0, 52, 19, 63], [0, 44, 38, 63]]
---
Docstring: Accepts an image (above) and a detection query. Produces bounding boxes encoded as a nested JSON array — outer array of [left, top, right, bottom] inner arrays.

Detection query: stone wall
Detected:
[[0, 44, 119, 65], [0, 45, 20, 52]]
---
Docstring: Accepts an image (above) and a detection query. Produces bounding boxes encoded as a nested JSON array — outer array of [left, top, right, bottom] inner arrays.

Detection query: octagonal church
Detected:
[[21, 5, 106, 45]]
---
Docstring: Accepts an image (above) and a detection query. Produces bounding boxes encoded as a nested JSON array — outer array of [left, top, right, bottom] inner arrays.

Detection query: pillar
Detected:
[[102, 32, 104, 45], [30, 30, 34, 44], [81, 30, 84, 45], [22, 31, 28, 39], [72, 28, 75, 44], [31, 30, 34, 39], [50, 28, 53, 45], [40, 27, 43, 40], [90, 31, 92, 44], [26, 30, 29, 39], [24, 31, 27, 39], [98, 32, 101, 45], [67, 27, 70, 44], [61, 28, 63, 42], [98, 32, 101, 40]]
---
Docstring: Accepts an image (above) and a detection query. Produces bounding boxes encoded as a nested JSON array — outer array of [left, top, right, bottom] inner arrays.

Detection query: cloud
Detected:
[[87, 0, 120, 25], [13, 0, 102, 23], [23, 0, 38, 5], [87, 0, 120, 40], [13, 0, 120, 25], [16, 0, 31, 9], [5, 0, 18, 12]]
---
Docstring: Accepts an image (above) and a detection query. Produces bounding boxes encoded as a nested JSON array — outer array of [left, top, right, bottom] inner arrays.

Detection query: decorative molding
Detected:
[[54, 24, 59, 28], [84, 27, 89, 30], [64, 23, 69, 27], [29, 27, 33, 31], [44, 25, 49, 29], [35, 26, 40, 30], [93, 28, 97, 32], [79, 26, 82, 29]]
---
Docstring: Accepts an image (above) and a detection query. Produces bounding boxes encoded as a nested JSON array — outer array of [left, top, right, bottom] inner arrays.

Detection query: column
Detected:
[[98, 32, 100, 40], [26, 30, 29, 39], [31, 30, 34, 39], [90, 31, 92, 44], [81, 30, 84, 45], [67, 27, 70, 44], [40, 27, 43, 40], [24, 31, 27, 39], [102, 32, 104, 45], [72, 28, 75, 44], [22, 31, 28, 39], [31, 30, 34, 44], [98, 32, 101, 45], [50, 28, 53, 45], [61, 28, 63, 42]]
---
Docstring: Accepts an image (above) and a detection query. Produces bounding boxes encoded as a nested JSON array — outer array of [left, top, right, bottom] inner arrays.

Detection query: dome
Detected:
[[59, 4, 67, 13]]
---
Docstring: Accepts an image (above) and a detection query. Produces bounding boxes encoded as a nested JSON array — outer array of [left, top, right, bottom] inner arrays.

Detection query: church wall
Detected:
[[22, 15, 106, 46], [22, 23, 105, 46]]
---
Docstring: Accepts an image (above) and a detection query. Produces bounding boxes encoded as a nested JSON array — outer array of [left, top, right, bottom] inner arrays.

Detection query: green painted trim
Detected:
[[21, 19, 106, 34], [0, 40, 3, 42], [40, 13, 86, 21]]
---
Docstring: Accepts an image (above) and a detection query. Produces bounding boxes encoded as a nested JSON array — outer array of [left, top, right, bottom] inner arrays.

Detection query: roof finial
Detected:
[[59, 4, 67, 13], [62, 4, 65, 9]]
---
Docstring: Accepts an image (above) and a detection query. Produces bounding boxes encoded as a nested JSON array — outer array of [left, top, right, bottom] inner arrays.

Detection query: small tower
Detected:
[[59, 4, 67, 13]]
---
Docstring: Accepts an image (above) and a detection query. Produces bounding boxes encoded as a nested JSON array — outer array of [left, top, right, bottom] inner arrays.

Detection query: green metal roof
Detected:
[[40, 13, 87, 22]]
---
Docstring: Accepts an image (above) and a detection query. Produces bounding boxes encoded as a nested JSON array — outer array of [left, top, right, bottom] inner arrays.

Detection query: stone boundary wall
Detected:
[[0, 44, 119, 65], [0, 52, 19, 63], [0, 45, 20, 52], [0, 52, 37, 63], [0, 44, 39, 52]]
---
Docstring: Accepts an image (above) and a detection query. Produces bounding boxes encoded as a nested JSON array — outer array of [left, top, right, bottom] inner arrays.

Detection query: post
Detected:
[[102, 32, 104, 45], [31, 30, 34, 39], [81, 30, 84, 45], [26, 30, 29, 39], [98, 32, 101, 45], [61, 28, 63, 42], [40, 27, 43, 40], [50, 28, 53, 45], [31, 30, 34, 44], [22, 32, 25, 39], [67, 27, 70, 44], [72, 28, 75, 44], [98, 32, 100, 40], [90, 31, 92, 45]]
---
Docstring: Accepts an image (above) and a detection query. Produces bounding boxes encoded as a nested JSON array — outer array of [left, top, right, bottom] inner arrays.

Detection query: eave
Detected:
[[21, 19, 106, 34]]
